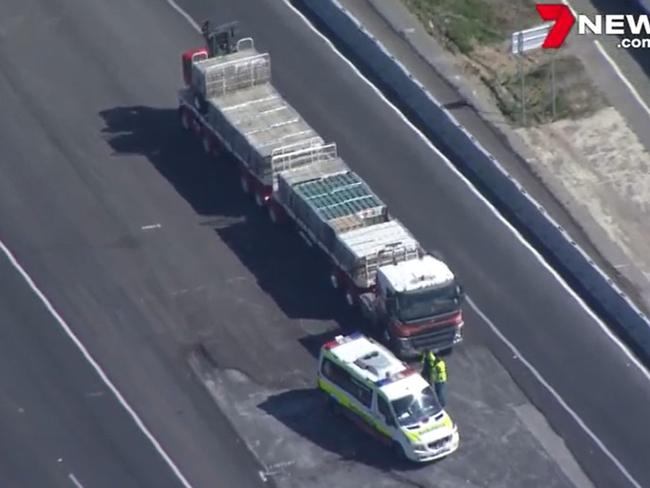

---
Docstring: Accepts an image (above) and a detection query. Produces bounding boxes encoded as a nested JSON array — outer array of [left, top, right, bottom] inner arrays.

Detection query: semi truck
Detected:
[[178, 22, 465, 357]]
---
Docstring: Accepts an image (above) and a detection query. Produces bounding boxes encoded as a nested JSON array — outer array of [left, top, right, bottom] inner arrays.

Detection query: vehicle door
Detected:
[[372, 391, 400, 441]]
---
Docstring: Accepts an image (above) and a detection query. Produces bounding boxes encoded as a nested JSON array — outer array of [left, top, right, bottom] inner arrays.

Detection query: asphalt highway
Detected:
[[0, 0, 648, 487], [0, 253, 185, 488]]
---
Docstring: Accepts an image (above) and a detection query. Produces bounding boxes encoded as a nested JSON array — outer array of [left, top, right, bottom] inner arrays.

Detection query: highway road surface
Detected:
[[0, 253, 187, 488], [0, 0, 648, 487]]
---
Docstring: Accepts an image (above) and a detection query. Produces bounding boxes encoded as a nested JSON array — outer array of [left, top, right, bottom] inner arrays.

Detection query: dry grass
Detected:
[[402, 0, 609, 125]]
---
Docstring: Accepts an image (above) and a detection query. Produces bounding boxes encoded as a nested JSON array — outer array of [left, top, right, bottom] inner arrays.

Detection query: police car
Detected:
[[317, 332, 459, 462]]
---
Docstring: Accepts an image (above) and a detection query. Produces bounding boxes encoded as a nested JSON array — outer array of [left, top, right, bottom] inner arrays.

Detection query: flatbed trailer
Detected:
[[178, 26, 465, 357]]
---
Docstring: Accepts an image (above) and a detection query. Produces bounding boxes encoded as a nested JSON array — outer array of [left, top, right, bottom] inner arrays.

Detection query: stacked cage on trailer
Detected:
[[184, 42, 331, 193], [276, 161, 423, 290]]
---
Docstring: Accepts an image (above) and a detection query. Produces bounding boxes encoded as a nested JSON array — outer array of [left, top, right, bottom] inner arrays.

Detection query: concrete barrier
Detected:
[[295, 0, 650, 362]]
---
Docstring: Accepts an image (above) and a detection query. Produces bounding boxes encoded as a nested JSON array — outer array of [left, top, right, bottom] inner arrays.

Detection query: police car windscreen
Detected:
[[391, 387, 441, 426]]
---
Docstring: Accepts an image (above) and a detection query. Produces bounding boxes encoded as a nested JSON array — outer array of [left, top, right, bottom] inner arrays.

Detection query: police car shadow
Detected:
[[258, 388, 433, 472]]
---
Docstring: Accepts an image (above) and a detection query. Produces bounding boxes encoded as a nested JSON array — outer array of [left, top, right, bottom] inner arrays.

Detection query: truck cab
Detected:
[[360, 255, 464, 358]]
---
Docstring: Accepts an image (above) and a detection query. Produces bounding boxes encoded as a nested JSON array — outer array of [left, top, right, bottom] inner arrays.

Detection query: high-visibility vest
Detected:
[[433, 358, 447, 383]]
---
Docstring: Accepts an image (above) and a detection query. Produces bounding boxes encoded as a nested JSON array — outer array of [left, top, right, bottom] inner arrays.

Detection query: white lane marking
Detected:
[[275, 1, 650, 381], [164, 0, 200, 32], [562, 0, 650, 120], [68, 473, 84, 488], [165, 0, 649, 484], [467, 296, 642, 488], [141, 223, 162, 230], [593, 39, 650, 119], [0, 241, 193, 488]]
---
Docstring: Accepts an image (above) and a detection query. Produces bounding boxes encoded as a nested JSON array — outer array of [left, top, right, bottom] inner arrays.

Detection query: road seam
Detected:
[[0, 240, 193, 488]]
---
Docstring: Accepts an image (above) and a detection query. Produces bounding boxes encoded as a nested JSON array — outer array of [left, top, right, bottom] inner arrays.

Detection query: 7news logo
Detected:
[[537, 3, 650, 49]]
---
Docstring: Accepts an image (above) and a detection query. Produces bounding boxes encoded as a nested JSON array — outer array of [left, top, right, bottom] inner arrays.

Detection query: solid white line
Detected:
[[141, 223, 162, 230], [0, 241, 193, 488], [466, 296, 643, 488], [593, 39, 650, 118], [562, 0, 650, 120], [164, 0, 200, 32], [68, 473, 84, 488]]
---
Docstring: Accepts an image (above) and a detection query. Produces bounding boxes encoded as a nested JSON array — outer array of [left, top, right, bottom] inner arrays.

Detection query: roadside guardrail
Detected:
[[295, 0, 650, 364]]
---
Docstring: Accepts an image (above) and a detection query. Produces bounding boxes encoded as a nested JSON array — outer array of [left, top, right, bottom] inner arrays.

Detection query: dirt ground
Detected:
[[517, 108, 650, 297], [403, 0, 608, 125]]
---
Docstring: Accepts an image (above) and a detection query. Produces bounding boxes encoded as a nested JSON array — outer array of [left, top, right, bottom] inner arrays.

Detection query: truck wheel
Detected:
[[254, 192, 264, 207], [268, 205, 278, 224], [240, 174, 250, 194], [439, 347, 452, 357], [179, 109, 191, 131]]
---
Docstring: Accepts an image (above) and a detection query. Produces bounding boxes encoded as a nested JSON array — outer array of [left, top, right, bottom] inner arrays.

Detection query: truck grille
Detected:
[[410, 326, 458, 352]]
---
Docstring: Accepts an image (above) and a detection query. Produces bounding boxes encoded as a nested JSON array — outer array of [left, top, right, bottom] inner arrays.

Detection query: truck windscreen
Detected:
[[396, 282, 459, 322]]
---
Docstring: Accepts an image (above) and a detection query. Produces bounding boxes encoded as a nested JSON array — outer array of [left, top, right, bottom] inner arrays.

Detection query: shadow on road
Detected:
[[258, 387, 424, 473], [98, 105, 366, 328]]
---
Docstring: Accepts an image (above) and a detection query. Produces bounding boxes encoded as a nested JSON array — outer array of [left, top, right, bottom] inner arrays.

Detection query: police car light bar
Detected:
[[323, 331, 364, 350], [375, 366, 418, 387]]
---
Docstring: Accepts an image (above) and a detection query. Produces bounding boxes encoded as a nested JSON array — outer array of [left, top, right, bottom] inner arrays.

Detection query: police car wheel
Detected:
[[327, 397, 343, 416], [392, 441, 407, 461]]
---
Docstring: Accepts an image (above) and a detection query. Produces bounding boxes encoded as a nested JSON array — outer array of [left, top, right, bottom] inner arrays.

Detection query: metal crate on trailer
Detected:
[[335, 220, 423, 288], [191, 46, 271, 99], [202, 53, 321, 185], [277, 161, 389, 260]]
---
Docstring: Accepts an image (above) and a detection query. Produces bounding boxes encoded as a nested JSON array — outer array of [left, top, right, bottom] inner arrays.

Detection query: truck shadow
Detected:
[[98, 105, 366, 327], [258, 387, 426, 474]]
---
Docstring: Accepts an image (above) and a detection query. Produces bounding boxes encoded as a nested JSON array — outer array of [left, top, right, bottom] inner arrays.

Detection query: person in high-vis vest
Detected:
[[421, 350, 448, 408]]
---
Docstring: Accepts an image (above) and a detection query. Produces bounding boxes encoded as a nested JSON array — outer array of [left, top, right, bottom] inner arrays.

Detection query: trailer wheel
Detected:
[[240, 174, 250, 194], [344, 289, 356, 307], [329, 272, 340, 290]]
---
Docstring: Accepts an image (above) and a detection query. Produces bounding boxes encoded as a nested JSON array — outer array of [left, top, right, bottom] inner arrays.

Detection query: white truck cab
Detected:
[[360, 254, 465, 357], [317, 333, 459, 462]]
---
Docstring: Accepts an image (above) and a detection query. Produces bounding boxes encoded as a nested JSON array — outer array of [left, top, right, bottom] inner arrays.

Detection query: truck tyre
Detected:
[[268, 205, 279, 224], [254, 192, 264, 207], [344, 289, 356, 307], [329, 272, 339, 290], [240, 174, 250, 194]]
